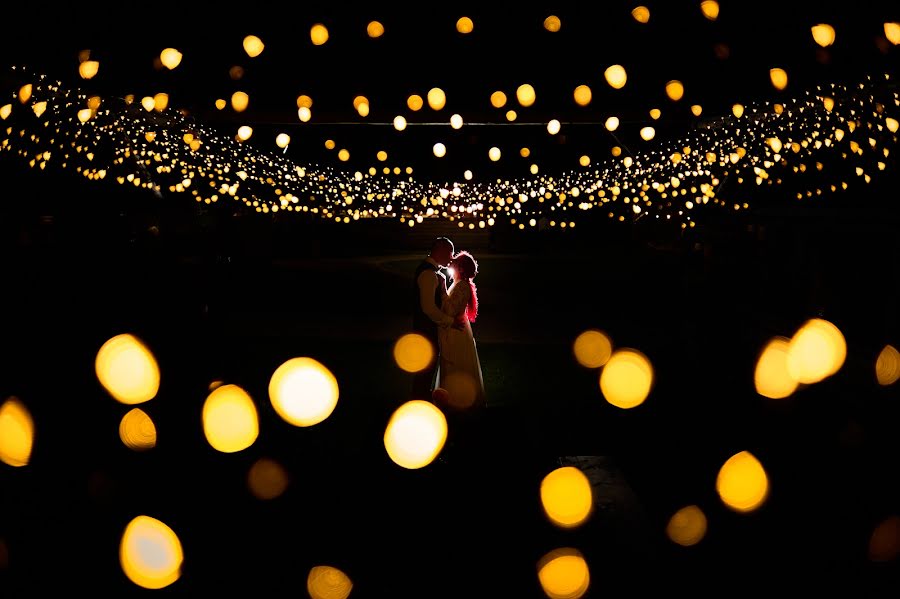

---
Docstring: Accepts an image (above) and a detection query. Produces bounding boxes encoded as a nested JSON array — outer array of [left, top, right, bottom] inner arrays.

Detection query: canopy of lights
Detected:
[[1, 4, 898, 232]]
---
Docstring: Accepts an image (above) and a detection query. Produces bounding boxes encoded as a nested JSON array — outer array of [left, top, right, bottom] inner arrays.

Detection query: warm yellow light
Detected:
[[247, 457, 289, 500], [202, 384, 259, 453], [604, 65, 627, 89], [767, 137, 783, 153], [811, 24, 835, 47], [666, 505, 707, 547], [632, 6, 650, 23], [269, 357, 339, 427], [242, 35, 264, 57], [367, 21, 385, 38], [0, 397, 34, 467], [383, 400, 447, 469], [120, 515, 183, 590], [516, 83, 536, 107], [666, 80, 684, 101], [297, 95, 313, 109], [96, 334, 160, 405], [32, 101, 46, 118], [153, 93, 168, 112], [599, 349, 653, 409], [337, 149, 350, 161], [573, 85, 592, 106], [407, 94, 424, 111], [17, 84, 32, 103], [0, 104, 11, 120], [579, 155, 590, 167], [433, 142, 447, 158], [732, 103, 744, 118], [308, 565, 353, 599], [885, 22, 900, 45], [640, 127, 656, 141], [604, 116, 619, 131], [456, 16, 474, 34], [700, 1, 720, 21], [376, 150, 387, 161], [537, 548, 590, 599], [214, 98, 226, 110], [573, 329, 612, 368], [716, 451, 769, 513], [119, 408, 157, 451], [540, 466, 593, 528], [506, 110, 517, 121], [237, 125, 253, 141], [876, 344, 900, 386], [754, 336, 798, 399], [488, 147, 501, 161], [786, 318, 846, 384], [649, 108, 661, 120], [770, 68, 788, 90], [393, 115, 407, 131], [275, 133, 291, 149], [547, 119, 561, 135], [298, 107, 312, 122], [325, 139, 336, 150], [520, 147, 531, 158], [450, 113, 463, 129], [79, 60, 99, 79], [490, 91, 507, 108], [611, 146, 622, 157], [231, 91, 249, 112], [78, 108, 94, 122], [310, 23, 329, 46], [691, 104, 703, 116], [543, 15, 562, 32], [427, 88, 446, 111], [886, 117, 899, 133]]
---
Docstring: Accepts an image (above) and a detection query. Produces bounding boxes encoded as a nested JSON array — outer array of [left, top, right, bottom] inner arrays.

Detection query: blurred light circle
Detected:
[[310, 24, 329, 46], [537, 547, 590, 599], [393, 333, 435, 373], [716, 450, 769, 513], [599, 349, 653, 408], [666, 505, 708, 547], [456, 17, 474, 34], [383, 400, 447, 469], [269, 357, 340, 427], [119, 407, 157, 451], [573, 329, 612, 368], [786, 318, 846, 384], [540, 466, 593, 528], [0, 397, 34, 467], [120, 515, 183, 590], [202, 384, 259, 453], [247, 457, 290, 500], [754, 336, 798, 399], [307, 565, 353, 599], [95, 334, 160, 405], [604, 65, 627, 89]]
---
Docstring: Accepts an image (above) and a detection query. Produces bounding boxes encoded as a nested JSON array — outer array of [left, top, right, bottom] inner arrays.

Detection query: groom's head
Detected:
[[430, 237, 454, 267]]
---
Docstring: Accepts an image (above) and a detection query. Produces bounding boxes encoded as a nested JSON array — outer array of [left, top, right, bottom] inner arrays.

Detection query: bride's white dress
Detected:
[[437, 280, 486, 410]]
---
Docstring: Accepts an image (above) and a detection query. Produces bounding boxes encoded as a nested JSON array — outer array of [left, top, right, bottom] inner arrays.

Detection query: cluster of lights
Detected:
[[1, 67, 898, 231]]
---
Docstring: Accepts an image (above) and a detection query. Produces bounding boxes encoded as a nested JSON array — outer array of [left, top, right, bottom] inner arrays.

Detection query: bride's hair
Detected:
[[453, 251, 479, 323]]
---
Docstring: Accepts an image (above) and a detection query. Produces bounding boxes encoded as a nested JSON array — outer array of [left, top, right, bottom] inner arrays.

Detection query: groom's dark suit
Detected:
[[411, 258, 451, 400]]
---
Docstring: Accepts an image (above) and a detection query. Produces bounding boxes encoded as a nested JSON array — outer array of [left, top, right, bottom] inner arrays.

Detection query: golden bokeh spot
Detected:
[[537, 547, 590, 599], [153, 93, 168, 112], [666, 505, 708, 547], [120, 515, 183, 590], [573, 85, 592, 106], [770, 68, 788, 91], [516, 83, 536, 107], [786, 318, 846, 384], [337, 148, 350, 161], [95, 334, 160, 405], [394, 333, 435, 373], [700, 0, 720, 21], [691, 104, 703, 116], [605, 116, 620, 131], [310, 23, 330, 46], [811, 24, 835, 47], [579, 155, 590, 167], [666, 80, 684, 101], [242, 35, 264, 57], [439, 372, 479, 410], [297, 95, 313, 109], [631, 6, 650, 23], [427, 88, 446, 111], [488, 147, 501, 161], [158, 48, 183, 71], [269, 357, 340, 427], [215, 98, 226, 110], [247, 457, 290, 500], [376, 150, 388, 161], [0, 397, 34, 467], [884, 22, 900, 45], [640, 126, 656, 141], [490, 91, 507, 108], [367, 21, 385, 38], [875, 344, 900, 386], [231, 91, 249, 113], [754, 336, 798, 399], [599, 348, 653, 409], [32, 101, 46, 118], [78, 61, 99, 80], [202, 384, 259, 453], [17, 84, 32, 103], [868, 515, 900, 562], [520, 147, 530, 158], [506, 110, 517, 121], [393, 115, 407, 131], [573, 329, 612, 368], [433, 143, 447, 159], [450, 113, 463, 129], [547, 119, 561, 135], [456, 16, 474, 34], [649, 108, 661, 120], [407, 94, 424, 111], [324, 139, 336, 150], [543, 15, 561, 32], [237, 125, 253, 141], [383, 400, 447, 469], [716, 450, 769, 513], [540, 466, 593, 528], [276, 133, 291, 149], [732, 103, 744, 118], [604, 65, 627, 89], [0, 104, 11, 120], [119, 408, 157, 451], [307, 565, 353, 599], [886, 117, 899, 133]]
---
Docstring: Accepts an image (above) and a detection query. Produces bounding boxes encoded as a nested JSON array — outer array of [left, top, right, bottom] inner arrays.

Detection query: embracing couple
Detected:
[[411, 236, 486, 413]]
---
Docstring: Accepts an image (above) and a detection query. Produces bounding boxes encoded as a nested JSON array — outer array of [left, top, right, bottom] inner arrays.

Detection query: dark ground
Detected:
[[2, 161, 900, 596]]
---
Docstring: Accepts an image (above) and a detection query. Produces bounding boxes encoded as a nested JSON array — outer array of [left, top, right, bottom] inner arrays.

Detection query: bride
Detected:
[[437, 250, 486, 411]]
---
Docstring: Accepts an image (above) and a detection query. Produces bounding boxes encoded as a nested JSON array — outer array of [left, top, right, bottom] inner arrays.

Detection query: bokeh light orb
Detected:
[[383, 400, 447, 469], [393, 333, 435, 373], [202, 384, 259, 453], [786, 318, 846, 384], [599, 348, 653, 408], [456, 17, 474, 34], [248, 457, 290, 500], [0, 397, 34, 467], [540, 466, 593, 528], [269, 357, 339, 427], [716, 450, 769, 513], [307, 565, 353, 599], [604, 65, 627, 89], [537, 547, 590, 599], [516, 84, 536, 107], [754, 336, 798, 399], [120, 515, 183, 590], [666, 505, 708, 547], [310, 24, 329, 46], [95, 334, 160, 405], [573, 329, 612, 368], [119, 407, 157, 451]]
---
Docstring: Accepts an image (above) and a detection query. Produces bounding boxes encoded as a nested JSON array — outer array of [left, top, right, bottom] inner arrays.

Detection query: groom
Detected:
[[411, 236, 457, 401]]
